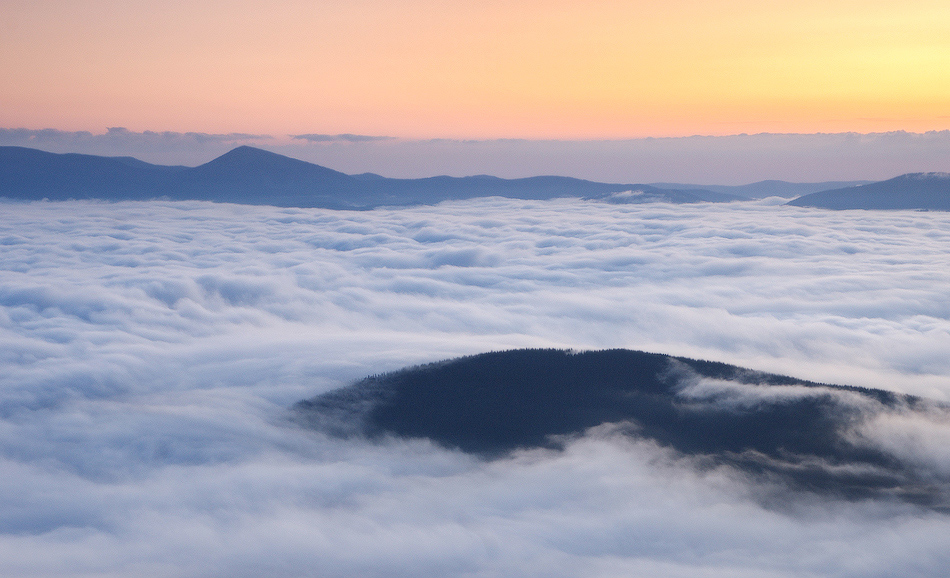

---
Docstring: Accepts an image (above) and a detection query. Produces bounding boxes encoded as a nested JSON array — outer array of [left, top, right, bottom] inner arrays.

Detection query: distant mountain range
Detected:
[[294, 348, 949, 508], [788, 172, 950, 210], [0, 145, 743, 208], [4, 145, 947, 210], [651, 179, 873, 199]]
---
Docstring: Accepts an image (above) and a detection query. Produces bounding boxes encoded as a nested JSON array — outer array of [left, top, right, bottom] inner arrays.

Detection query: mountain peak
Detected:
[[217, 145, 284, 159], [201, 145, 323, 168], [191, 146, 352, 182]]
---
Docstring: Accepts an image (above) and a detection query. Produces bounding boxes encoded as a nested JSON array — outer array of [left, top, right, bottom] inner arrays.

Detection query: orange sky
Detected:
[[2, 0, 949, 139]]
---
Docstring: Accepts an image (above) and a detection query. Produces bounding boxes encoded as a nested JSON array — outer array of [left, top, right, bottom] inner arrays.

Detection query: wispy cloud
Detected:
[[292, 133, 396, 143]]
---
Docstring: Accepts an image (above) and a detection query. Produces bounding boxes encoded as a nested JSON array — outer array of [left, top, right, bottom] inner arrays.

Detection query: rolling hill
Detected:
[[788, 172, 950, 210], [294, 348, 950, 507]]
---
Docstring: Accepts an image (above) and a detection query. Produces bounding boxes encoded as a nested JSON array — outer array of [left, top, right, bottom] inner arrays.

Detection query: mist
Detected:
[[2, 197, 950, 576]]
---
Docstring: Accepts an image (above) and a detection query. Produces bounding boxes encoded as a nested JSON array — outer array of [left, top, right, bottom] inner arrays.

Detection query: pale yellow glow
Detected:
[[2, 0, 949, 137]]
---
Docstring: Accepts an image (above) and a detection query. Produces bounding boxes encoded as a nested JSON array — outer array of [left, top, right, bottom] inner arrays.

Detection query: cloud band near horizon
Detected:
[[4, 128, 950, 184]]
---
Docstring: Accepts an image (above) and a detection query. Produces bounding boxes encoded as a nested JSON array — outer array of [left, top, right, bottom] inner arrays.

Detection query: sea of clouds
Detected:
[[2, 197, 950, 577]]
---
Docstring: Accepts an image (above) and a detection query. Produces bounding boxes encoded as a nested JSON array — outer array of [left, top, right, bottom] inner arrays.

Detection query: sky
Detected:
[[3, 1, 950, 140], [3, 198, 950, 576]]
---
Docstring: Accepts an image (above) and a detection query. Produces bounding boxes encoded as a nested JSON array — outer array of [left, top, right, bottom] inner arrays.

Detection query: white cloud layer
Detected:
[[2, 198, 950, 576]]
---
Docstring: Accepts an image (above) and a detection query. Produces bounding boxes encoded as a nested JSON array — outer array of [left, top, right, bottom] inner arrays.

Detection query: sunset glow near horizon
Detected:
[[3, 0, 950, 139]]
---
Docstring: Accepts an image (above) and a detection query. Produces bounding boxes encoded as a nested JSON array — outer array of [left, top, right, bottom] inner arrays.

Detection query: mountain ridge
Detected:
[[651, 179, 874, 199], [788, 172, 950, 210], [0, 145, 745, 208], [9, 144, 944, 210]]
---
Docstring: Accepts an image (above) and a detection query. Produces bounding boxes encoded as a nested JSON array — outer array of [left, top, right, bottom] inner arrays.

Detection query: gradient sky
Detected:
[[3, 0, 950, 139]]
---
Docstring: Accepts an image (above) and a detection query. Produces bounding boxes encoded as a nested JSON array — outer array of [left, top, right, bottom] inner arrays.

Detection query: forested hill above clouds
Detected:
[[295, 348, 950, 509], [0, 145, 742, 208]]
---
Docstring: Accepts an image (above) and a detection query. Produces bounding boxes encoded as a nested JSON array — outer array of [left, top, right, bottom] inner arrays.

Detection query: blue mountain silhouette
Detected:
[[789, 172, 950, 210], [1, 145, 742, 208]]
